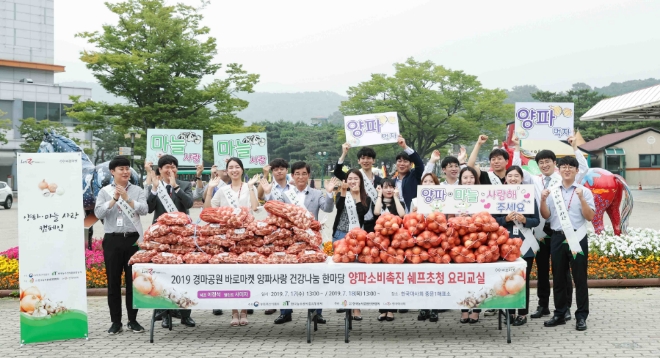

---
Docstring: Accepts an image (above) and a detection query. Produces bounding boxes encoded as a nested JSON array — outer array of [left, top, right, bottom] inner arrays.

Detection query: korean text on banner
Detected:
[[132, 259, 526, 310], [146, 129, 204, 166], [344, 112, 400, 147], [514, 102, 574, 142], [17, 153, 88, 344], [213, 132, 268, 169], [416, 184, 535, 215]]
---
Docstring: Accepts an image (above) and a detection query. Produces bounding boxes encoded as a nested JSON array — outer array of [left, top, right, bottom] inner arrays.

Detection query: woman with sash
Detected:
[[373, 178, 405, 322], [332, 168, 371, 320], [492, 165, 540, 327], [207, 157, 260, 326]]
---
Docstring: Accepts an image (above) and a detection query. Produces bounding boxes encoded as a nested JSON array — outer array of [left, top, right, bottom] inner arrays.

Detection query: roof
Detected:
[[579, 127, 660, 151], [581, 84, 660, 121]]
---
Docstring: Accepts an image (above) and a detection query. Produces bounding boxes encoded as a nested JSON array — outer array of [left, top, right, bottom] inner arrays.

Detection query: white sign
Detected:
[[132, 259, 526, 310], [146, 129, 203, 166], [416, 184, 535, 215], [344, 112, 400, 147], [514, 102, 574, 141], [213, 132, 268, 169], [17, 153, 88, 344]]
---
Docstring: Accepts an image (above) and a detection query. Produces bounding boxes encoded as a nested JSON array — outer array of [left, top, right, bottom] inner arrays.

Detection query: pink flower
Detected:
[[0, 247, 18, 260]]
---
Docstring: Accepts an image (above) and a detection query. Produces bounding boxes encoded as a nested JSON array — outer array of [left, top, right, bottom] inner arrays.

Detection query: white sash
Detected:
[[271, 185, 285, 202], [487, 172, 502, 185], [284, 188, 306, 209], [550, 186, 587, 255], [534, 174, 561, 239], [221, 184, 240, 208], [156, 181, 178, 213], [515, 220, 540, 256], [360, 169, 378, 203], [344, 193, 361, 230], [103, 185, 144, 242]]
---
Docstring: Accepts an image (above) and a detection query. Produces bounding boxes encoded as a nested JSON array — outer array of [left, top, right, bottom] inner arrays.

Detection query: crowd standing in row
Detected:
[[96, 133, 595, 334]]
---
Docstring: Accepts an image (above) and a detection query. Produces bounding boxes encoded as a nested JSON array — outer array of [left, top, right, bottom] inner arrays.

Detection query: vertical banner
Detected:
[[146, 129, 204, 166], [344, 112, 400, 147], [213, 133, 268, 169], [514, 102, 574, 142], [17, 153, 88, 344]]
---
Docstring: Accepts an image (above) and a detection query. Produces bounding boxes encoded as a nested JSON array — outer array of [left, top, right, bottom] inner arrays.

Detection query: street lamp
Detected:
[[316, 151, 328, 188], [124, 132, 142, 170]]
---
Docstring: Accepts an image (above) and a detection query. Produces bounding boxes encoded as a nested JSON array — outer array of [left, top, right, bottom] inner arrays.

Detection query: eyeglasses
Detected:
[[293, 172, 309, 177]]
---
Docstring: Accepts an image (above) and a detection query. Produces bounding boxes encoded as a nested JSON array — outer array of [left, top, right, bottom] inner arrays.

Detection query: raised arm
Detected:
[[568, 136, 589, 185], [468, 135, 489, 179], [422, 150, 440, 176], [334, 143, 350, 180]]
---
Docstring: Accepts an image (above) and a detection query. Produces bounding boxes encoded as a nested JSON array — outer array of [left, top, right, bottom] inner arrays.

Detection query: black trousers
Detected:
[[536, 236, 573, 308], [379, 309, 396, 313], [551, 233, 589, 320], [103, 234, 139, 324], [363, 219, 375, 233], [508, 257, 534, 316]]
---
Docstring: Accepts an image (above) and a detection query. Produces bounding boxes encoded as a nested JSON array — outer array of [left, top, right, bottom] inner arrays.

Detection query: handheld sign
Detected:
[[146, 129, 203, 166], [416, 184, 535, 215], [344, 112, 400, 147], [213, 132, 268, 169], [515, 102, 574, 142]]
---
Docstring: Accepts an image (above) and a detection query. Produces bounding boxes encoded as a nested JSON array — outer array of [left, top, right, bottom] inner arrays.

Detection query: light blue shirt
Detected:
[[263, 181, 291, 201], [545, 183, 595, 231]]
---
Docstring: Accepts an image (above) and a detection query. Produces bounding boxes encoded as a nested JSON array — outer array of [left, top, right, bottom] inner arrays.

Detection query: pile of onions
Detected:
[[373, 213, 402, 236], [332, 228, 368, 263], [403, 212, 426, 236]]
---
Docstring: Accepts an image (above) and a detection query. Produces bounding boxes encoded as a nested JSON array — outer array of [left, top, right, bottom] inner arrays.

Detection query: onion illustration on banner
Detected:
[[19, 286, 69, 318], [132, 271, 198, 309]]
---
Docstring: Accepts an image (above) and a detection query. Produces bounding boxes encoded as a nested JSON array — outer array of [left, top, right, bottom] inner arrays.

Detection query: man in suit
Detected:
[[261, 161, 335, 325], [334, 144, 382, 232], [393, 135, 425, 213], [146, 155, 196, 328]]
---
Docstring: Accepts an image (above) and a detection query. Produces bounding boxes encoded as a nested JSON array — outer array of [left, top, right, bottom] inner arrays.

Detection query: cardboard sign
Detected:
[[213, 132, 268, 169], [344, 112, 400, 147], [514, 102, 574, 141], [146, 129, 203, 166], [415, 184, 535, 215]]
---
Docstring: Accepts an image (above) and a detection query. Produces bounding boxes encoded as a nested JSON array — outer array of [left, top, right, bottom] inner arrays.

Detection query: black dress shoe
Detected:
[[161, 315, 171, 329], [429, 311, 439, 322], [544, 316, 566, 327], [247, 309, 254, 314], [378, 314, 387, 321], [398, 309, 409, 313], [512, 316, 527, 326], [386, 314, 394, 322], [564, 311, 572, 321], [336, 309, 346, 313], [274, 314, 292, 324], [460, 317, 470, 324], [265, 309, 276, 315], [181, 317, 196, 327], [314, 314, 326, 324], [417, 309, 429, 321], [212, 309, 223, 316], [576, 318, 587, 331], [154, 310, 164, 321], [530, 306, 550, 319]]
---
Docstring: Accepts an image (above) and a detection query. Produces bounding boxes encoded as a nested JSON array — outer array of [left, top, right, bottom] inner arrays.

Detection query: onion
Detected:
[[133, 276, 153, 296], [149, 279, 163, 297], [48, 183, 58, 193], [505, 275, 525, 294], [20, 295, 41, 314], [21, 286, 41, 300], [38, 179, 49, 191]]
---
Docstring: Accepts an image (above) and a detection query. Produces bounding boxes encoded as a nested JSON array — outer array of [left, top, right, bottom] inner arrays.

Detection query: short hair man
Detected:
[[540, 156, 595, 332], [146, 155, 196, 329], [467, 135, 510, 185], [94, 156, 148, 335], [334, 144, 382, 231], [392, 135, 425, 212]]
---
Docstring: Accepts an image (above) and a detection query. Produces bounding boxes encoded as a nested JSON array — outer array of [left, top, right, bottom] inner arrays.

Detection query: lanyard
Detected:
[[565, 187, 576, 210]]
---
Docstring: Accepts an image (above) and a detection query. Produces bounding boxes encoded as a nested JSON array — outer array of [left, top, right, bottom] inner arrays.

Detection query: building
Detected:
[[0, 0, 91, 190], [580, 127, 660, 186]]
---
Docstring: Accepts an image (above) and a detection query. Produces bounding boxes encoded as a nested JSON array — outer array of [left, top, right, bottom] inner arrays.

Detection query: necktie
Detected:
[[544, 176, 551, 188], [166, 185, 172, 196]]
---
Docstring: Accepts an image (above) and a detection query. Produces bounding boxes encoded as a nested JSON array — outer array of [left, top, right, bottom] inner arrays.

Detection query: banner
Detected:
[[213, 132, 268, 169], [514, 102, 574, 142], [344, 112, 400, 147], [17, 153, 88, 344], [132, 259, 526, 310], [416, 184, 535, 215], [146, 129, 203, 166]]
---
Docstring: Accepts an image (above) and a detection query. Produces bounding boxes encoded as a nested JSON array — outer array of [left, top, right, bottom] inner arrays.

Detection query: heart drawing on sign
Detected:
[[484, 203, 491, 209], [481, 199, 486, 203], [524, 193, 531, 199]]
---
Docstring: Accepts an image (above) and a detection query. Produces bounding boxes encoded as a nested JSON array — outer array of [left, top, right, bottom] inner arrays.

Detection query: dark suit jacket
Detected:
[[332, 195, 371, 234], [333, 162, 382, 221], [397, 151, 424, 211], [147, 179, 194, 223]]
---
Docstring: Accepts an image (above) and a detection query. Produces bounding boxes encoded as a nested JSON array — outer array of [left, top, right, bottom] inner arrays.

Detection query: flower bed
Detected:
[[1, 228, 659, 290]]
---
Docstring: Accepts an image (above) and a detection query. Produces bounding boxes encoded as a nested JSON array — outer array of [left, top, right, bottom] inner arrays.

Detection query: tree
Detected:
[[340, 58, 513, 159], [17, 118, 72, 153], [74, 0, 260, 167], [504, 85, 540, 104], [0, 108, 9, 144]]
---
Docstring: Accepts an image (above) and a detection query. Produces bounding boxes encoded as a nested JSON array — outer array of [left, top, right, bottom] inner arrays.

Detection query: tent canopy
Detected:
[[581, 84, 660, 122]]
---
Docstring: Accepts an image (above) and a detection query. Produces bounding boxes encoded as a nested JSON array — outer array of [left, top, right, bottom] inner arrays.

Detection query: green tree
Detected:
[[504, 85, 540, 104], [340, 58, 513, 159], [74, 0, 260, 167], [17, 118, 72, 153], [0, 112, 9, 145]]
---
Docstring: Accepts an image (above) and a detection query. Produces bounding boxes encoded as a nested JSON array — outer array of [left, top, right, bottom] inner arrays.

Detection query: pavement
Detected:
[[1, 288, 660, 357]]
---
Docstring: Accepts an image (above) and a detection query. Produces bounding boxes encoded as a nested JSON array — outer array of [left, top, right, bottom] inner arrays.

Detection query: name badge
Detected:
[[116, 217, 124, 227], [513, 226, 519, 235]]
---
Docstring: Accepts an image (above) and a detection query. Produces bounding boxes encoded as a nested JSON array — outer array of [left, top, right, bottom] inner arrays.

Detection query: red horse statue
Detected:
[[502, 144, 633, 236]]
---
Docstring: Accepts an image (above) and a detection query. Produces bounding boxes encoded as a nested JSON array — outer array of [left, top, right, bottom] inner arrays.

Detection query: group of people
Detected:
[[94, 132, 595, 335]]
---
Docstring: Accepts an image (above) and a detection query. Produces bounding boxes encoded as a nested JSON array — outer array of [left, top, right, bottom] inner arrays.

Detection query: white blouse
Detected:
[[210, 183, 257, 208]]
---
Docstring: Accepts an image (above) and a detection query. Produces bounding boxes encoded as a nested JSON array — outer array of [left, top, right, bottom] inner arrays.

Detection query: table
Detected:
[[133, 258, 527, 343]]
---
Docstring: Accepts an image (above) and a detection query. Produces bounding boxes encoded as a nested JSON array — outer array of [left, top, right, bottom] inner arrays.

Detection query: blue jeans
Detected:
[[332, 230, 348, 242]]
